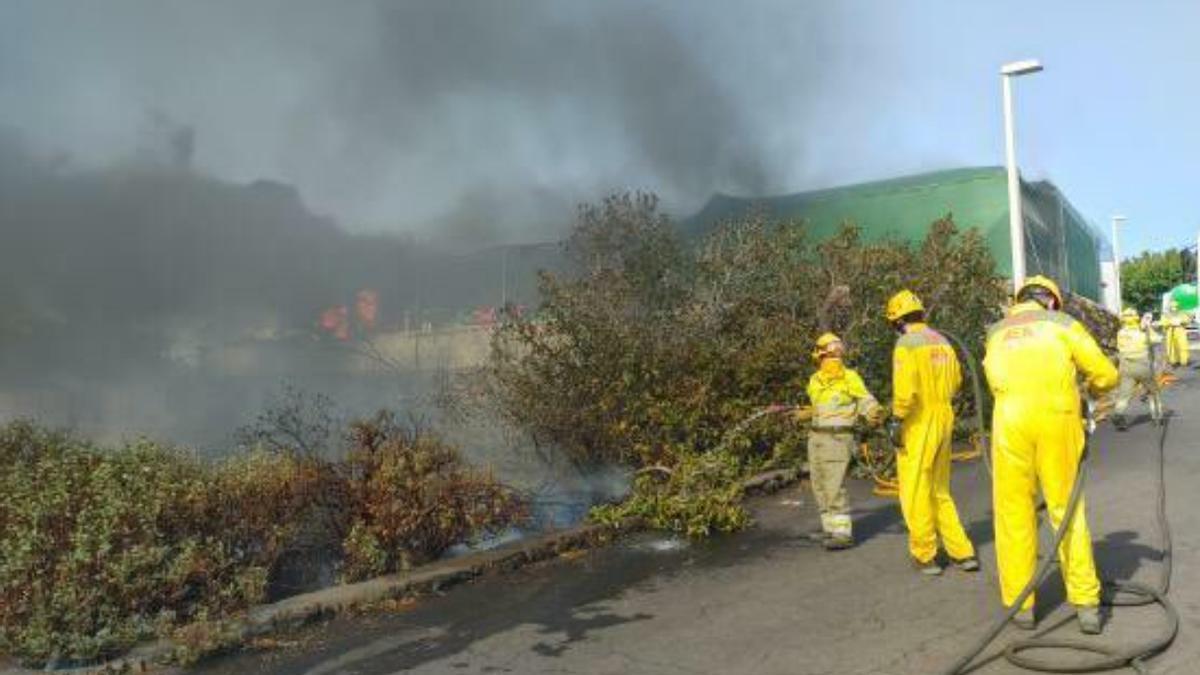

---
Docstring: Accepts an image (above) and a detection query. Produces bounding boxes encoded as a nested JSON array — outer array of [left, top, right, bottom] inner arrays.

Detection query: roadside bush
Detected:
[[0, 428, 268, 664], [0, 416, 524, 665], [205, 449, 346, 586], [489, 193, 1006, 535], [340, 412, 527, 580]]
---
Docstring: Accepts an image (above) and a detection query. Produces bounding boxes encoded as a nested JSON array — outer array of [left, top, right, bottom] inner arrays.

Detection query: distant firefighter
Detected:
[[355, 289, 379, 330], [1160, 301, 1190, 367], [1113, 307, 1163, 429], [319, 305, 350, 341]]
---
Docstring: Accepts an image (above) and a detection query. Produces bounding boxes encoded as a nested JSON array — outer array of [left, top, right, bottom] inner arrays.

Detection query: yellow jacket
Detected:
[[1116, 325, 1155, 361], [1161, 312, 1186, 328], [1158, 312, 1190, 334], [983, 302, 1119, 413], [891, 323, 962, 420], [807, 361, 881, 429]]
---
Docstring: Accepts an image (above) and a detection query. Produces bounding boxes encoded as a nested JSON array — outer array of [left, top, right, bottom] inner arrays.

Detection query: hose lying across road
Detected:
[[939, 337, 1178, 675]]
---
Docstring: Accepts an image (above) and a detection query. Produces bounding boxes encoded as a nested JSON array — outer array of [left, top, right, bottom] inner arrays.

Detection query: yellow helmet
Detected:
[[1121, 308, 1139, 325], [1018, 275, 1063, 307], [812, 332, 844, 360], [885, 289, 924, 322]]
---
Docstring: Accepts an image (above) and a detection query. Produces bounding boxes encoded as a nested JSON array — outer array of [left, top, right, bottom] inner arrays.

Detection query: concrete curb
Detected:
[[2, 467, 799, 674]]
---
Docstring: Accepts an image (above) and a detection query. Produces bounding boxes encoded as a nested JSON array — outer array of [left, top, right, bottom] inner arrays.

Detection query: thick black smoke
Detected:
[[0, 131, 555, 368], [324, 1, 774, 206], [0, 0, 830, 447], [0, 133, 557, 446], [0, 0, 828, 237]]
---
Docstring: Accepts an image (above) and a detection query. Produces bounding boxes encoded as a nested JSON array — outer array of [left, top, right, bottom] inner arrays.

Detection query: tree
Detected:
[[487, 194, 1008, 537], [1121, 249, 1190, 312], [488, 193, 1006, 470]]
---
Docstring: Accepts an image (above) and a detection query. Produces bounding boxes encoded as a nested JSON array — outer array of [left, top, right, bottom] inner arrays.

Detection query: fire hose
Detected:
[[727, 405, 902, 495], [733, 333, 989, 498], [938, 333, 1178, 675], [858, 330, 990, 496]]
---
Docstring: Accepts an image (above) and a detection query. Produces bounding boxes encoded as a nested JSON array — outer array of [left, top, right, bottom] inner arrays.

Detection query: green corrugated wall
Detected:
[[684, 166, 1105, 301]]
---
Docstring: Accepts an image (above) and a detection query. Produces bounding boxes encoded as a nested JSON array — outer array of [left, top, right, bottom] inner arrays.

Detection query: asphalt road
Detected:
[[195, 372, 1200, 675]]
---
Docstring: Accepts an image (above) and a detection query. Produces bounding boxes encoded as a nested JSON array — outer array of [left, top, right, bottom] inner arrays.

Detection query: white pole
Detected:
[[501, 247, 508, 307], [1111, 215, 1125, 309], [1002, 74, 1026, 293]]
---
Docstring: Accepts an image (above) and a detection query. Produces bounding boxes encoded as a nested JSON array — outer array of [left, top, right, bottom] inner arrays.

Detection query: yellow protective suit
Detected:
[[1163, 313, 1190, 367], [806, 359, 882, 538], [983, 302, 1119, 610], [891, 323, 976, 564]]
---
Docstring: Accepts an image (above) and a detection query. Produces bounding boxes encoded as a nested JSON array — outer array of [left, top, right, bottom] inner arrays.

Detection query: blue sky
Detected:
[[1, 1, 1195, 256], [793, 1, 1200, 258]]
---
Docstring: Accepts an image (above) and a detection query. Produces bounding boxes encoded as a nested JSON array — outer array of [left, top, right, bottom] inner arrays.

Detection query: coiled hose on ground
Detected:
[[938, 334, 1178, 675]]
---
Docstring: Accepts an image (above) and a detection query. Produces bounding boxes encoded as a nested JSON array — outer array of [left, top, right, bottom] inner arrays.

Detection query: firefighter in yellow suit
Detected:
[[982, 276, 1118, 634], [1162, 302, 1190, 367], [884, 290, 978, 576], [806, 333, 885, 550], [1113, 307, 1163, 429]]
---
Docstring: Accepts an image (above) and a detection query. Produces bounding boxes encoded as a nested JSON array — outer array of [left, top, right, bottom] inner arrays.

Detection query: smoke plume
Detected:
[[0, 0, 834, 447], [0, 0, 833, 237]]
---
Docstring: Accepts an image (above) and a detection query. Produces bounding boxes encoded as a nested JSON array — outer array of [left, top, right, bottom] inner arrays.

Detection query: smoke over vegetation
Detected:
[[0, 0, 835, 237], [0, 1, 836, 451], [337, 1, 778, 215], [0, 130, 558, 447]]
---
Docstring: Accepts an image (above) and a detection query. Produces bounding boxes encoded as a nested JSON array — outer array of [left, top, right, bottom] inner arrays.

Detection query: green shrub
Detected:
[[0, 429, 268, 664]]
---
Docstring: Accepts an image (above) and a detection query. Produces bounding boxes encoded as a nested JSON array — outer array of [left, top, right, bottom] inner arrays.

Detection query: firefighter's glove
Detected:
[[886, 417, 904, 451], [792, 406, 814, 423]]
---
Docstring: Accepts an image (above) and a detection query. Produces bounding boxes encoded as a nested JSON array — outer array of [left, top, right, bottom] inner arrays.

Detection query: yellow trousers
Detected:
[[1167, 327, 1189, 366], [993, 401, 1100, 609], [897, 405, 975, 564]]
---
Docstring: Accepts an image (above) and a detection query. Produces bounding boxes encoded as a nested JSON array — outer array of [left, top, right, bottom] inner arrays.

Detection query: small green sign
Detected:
[[1169, 283, 1199, 311]]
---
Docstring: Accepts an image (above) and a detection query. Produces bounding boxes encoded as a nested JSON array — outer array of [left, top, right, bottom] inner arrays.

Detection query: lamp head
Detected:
[[1001, 60, 1044, 77]]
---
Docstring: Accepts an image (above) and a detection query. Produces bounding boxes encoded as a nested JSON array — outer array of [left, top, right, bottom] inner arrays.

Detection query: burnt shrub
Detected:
[[0, 425, 271, 664], [0, 416, 524, 665], [339, 412, 528, 580]]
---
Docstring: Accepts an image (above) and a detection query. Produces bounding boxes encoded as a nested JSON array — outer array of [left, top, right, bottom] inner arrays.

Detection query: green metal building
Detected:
[[684, 166, 1109, 302]]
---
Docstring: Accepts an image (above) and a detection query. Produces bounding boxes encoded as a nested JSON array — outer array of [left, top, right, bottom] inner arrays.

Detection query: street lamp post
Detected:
[[1190, 230, 1200, 324], [1001, 59, 1044, 294], [501, 246, 508, 307], [1111, 215, 1127, 310]]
